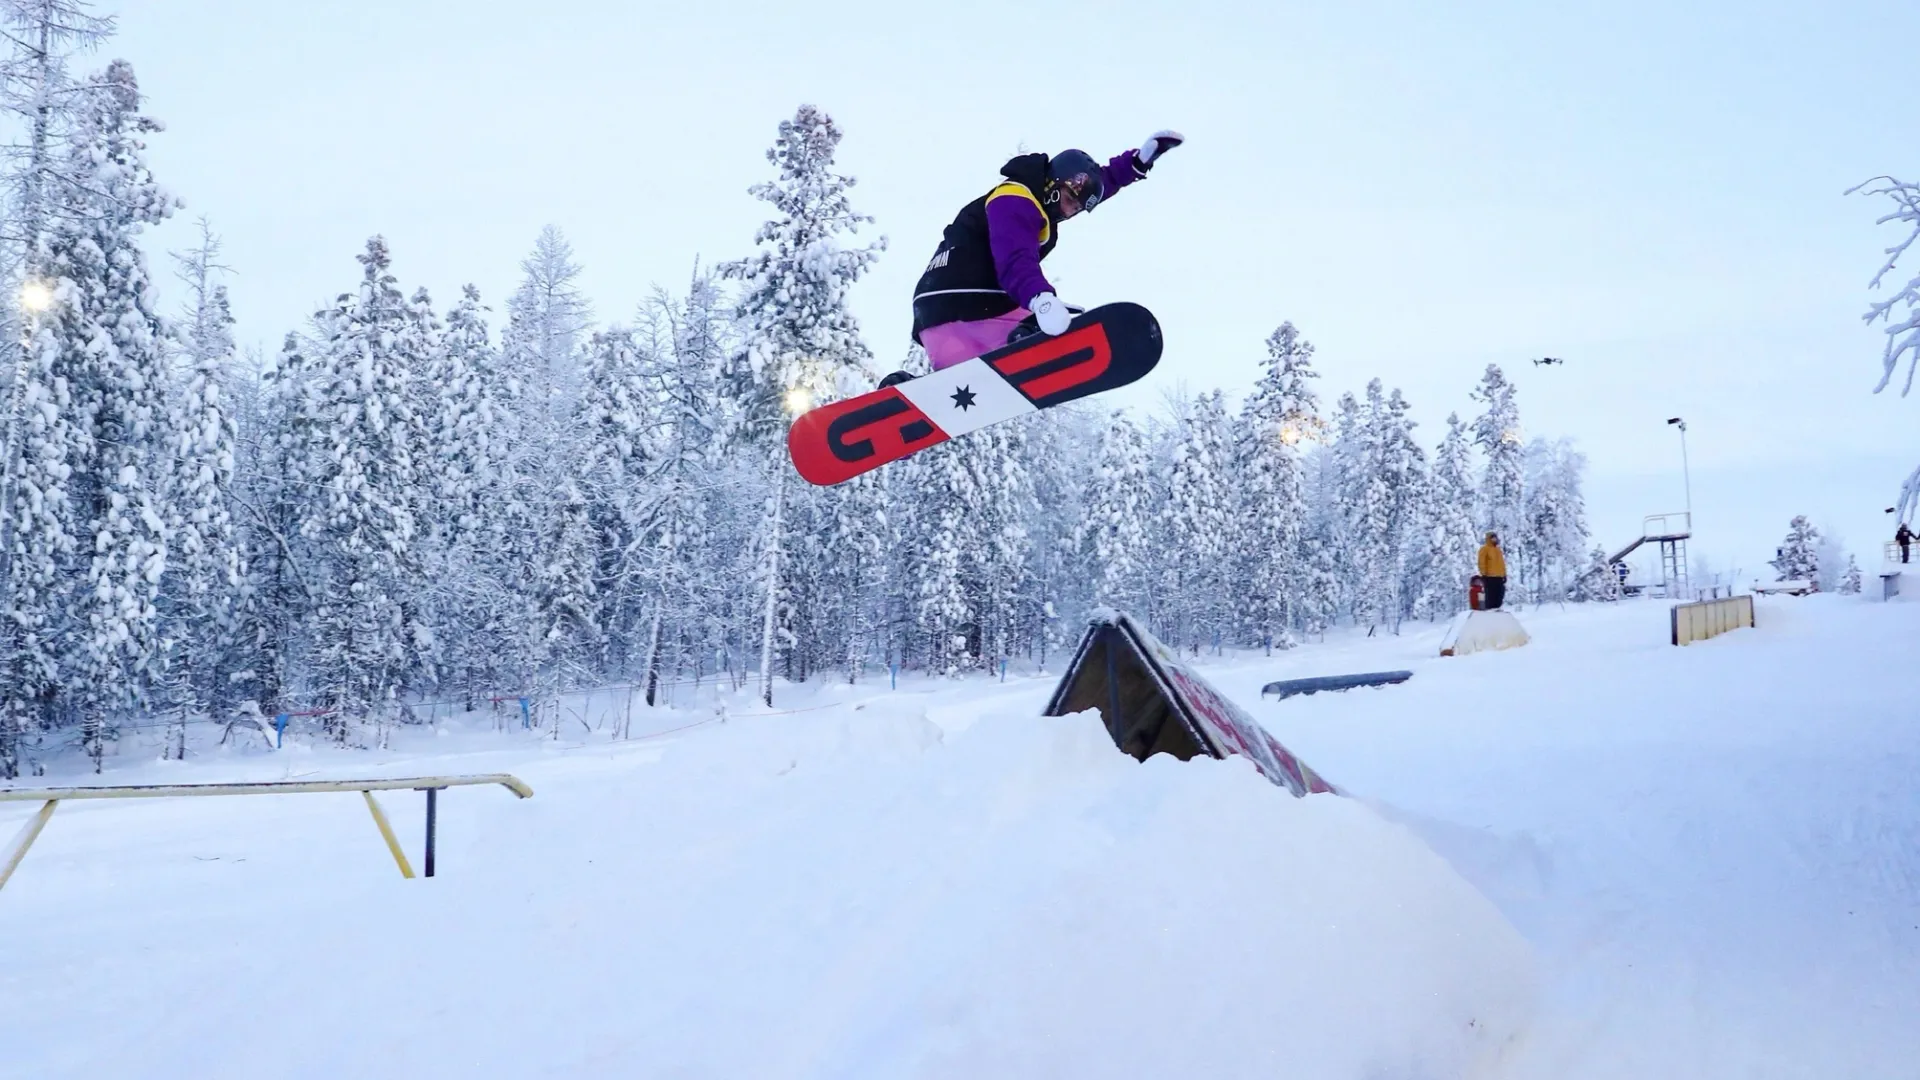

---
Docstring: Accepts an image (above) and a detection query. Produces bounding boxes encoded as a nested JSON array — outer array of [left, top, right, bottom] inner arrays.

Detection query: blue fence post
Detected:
[[518, 697, 532, 730], [1000, 658, 1008, 683], [274, 713, 289, 748], [889, 662, 897, 691]]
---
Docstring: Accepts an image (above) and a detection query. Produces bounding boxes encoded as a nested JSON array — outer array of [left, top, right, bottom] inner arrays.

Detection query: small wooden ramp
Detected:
[[1045, 611, 1337, 797]]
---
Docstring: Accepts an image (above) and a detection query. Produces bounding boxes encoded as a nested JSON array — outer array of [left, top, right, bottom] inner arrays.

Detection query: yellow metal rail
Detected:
[[0, 773, 532, 894]]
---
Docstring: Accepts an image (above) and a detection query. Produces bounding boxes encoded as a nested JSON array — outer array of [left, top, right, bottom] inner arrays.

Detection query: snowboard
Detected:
[[787, 302, 1162, 486]]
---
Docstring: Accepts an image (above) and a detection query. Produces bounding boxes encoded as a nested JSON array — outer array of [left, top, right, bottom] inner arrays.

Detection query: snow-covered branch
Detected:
[[1848, 175, 1920, 395]]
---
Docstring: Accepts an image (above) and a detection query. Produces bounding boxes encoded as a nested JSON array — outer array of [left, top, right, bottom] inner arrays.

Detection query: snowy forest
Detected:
[[0, 4, 1601, 776]]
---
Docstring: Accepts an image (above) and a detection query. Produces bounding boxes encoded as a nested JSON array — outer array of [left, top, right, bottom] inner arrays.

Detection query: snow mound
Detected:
[[1440, 609, 1530, 656], [0, 706, 1536, 1079]]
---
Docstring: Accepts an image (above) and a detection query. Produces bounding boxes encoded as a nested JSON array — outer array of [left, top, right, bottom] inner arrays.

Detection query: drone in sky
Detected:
[[1532, 357, 1566, 367]]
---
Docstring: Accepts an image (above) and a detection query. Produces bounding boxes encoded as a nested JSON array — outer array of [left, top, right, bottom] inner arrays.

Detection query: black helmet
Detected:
[[1045, 149, 1106, 216]]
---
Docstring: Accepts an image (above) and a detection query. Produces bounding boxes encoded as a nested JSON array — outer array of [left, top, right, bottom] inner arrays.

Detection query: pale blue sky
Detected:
[[115, 0, 1919, 574]]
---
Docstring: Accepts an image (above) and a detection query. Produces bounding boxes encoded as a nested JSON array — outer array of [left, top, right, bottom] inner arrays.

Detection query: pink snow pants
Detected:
[[920, 308, 1031, 371]]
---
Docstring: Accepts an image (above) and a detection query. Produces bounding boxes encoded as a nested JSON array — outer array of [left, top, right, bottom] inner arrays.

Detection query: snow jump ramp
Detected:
[[1439, 610, 1530, 657], [1044, 611, 1337, 797]]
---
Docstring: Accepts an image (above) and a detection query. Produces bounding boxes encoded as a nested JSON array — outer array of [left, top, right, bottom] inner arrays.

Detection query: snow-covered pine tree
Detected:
[[1332, 382, 1425, 631], [1839, 554, 1863, 595], [969, 422, 1037, 672], [721, 104, 884, 702], [1377, 385, 1428, 627], [1470, 363, 1525, 594], [1411, 413, 1480, 620], [1297, 535, 1342, 641], [1570, 544, 1621, 602], [722, 104, 886, 426], [1020, 406, 1098, 666], [1520, 438, 1591, 602], [527, 475, 601, 703], [424, 285, 499, 541], [1297, 428, 1348, 636], [1769, 515, 1822, 585], [819, 467, 892, 684], [1080, 409, 1155, 617], [1813, 530, 1850, 594], [574, 326, 654, 675], [1323, 390, 1371, 626], [1236, 321, 1321, 651], [0, 2, 116, 627], [0, 293, 78, 774], [0, 5, 117, 772], [1161, 389, 1235, 653], [162, 219, 245, 745], [392, 285, 446, 703], [630, 274, 735, 701], [895, 420, 1035, 675], [39, 60, 177, 768], [416, 282, 536, 714], [663, 271, 755, 692], [236, 332, 319, 721], [291, 238, 425, 742]]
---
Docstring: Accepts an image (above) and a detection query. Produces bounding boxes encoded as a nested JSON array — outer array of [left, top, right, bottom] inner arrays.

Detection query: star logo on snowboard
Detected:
[[951, 386, 977, 411]]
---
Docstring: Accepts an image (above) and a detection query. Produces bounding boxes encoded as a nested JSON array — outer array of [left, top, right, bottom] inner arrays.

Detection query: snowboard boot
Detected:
[[1004, 304, 1086, 349], [1004, 316, 1043, 349]]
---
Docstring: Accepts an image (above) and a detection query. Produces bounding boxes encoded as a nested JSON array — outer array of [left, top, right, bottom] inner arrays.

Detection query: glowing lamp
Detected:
[[19, 280, 53, 313]]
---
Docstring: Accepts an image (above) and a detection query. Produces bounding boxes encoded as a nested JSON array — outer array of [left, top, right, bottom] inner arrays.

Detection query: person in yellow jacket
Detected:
[[1477, 532, 1508, 610]]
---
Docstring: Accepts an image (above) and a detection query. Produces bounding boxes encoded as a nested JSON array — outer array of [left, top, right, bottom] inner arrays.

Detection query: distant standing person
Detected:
[[1478, 532, 1508, 609], [1898, 522, 1914, 564]]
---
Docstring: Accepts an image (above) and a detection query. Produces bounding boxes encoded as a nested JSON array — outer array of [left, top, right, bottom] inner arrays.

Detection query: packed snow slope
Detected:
[[1, 683, 1532, 1077], [2, 593, 1915, 1079], [1217, 595, 1920, 1079]]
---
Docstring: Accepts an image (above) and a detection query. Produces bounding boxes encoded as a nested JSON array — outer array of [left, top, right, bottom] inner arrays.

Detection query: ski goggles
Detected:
[[1057, 171, 1106, 213]]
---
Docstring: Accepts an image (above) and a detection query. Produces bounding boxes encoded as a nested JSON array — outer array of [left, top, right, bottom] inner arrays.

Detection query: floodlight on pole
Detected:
[[1666, 417, 1691, 521]]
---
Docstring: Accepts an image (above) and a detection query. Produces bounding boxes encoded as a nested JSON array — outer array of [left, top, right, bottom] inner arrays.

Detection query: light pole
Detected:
[[1666, 417, 1692, 523]]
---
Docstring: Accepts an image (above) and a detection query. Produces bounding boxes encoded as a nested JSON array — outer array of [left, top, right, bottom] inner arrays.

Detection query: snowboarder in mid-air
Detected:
[[880, 131, 1185, 386], [788, 133, 1181, 485]]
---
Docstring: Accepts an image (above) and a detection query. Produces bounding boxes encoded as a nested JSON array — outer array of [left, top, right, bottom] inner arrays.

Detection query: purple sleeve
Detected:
[[1098, 149, 1145, 201], [986, 195, 1056, 310]]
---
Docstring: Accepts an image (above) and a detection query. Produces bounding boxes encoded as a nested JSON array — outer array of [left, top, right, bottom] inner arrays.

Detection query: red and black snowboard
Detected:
[[787, 302, 1163, 486]]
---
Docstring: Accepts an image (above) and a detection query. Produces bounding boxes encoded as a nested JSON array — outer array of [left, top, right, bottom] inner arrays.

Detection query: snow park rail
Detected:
[[1671, 595, 1755, 646], [1260, 670, 1414, 700], [0, 774, 533, 896]]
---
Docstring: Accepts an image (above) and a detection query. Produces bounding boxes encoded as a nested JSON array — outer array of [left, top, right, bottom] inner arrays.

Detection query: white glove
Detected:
[[1133, 130, 1185, 176], [1031, 292, 1073, 335]]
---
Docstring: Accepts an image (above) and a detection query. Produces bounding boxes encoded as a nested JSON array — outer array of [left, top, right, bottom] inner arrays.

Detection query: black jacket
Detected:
[[910, 153, 1057, 341]]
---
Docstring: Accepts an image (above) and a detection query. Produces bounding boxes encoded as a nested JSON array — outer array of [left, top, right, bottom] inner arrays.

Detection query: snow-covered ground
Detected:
[[2, 594, 1915, 1078]]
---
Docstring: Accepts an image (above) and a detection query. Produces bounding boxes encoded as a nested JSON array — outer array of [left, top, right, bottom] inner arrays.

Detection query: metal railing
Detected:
[[0, 773, 532, 896], [1643, 511, 1692, 539]]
